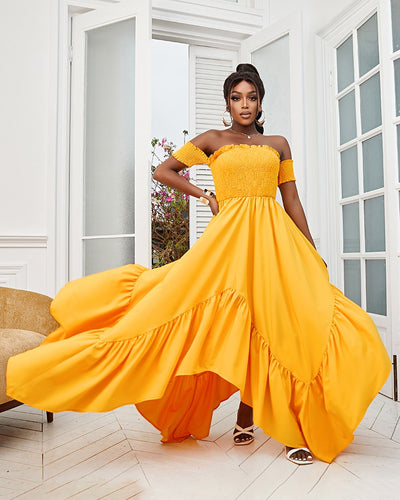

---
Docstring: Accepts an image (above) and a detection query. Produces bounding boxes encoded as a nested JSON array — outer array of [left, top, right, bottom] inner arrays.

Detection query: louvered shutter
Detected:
[[188, 46, 237, 246]]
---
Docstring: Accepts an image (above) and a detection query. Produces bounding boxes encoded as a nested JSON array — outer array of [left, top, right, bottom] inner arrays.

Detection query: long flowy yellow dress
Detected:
[[7, 142, 391, 463]]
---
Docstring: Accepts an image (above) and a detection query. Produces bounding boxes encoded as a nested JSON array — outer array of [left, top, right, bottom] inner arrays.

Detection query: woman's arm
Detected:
[[152, 155, 204, 199], [152, 131, 219, 215], [277, 136, 316, 249], [279, 182, 316, 249]]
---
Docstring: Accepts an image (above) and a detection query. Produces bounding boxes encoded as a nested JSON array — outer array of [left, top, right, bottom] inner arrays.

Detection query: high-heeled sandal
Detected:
[[233, 423, 255, 446], [285, 447, 313, 465]]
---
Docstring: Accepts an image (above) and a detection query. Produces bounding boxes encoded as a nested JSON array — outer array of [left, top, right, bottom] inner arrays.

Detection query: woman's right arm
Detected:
[[153, 155, 205, 200], [153, 131, 219, 215]]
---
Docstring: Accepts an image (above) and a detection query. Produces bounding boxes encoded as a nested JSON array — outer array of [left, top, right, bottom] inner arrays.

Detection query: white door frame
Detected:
[[316, 0, 400, 398]]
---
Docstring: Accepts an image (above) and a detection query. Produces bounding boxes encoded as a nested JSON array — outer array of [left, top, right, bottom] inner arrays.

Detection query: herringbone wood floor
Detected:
[[0, 392, 400, 499]]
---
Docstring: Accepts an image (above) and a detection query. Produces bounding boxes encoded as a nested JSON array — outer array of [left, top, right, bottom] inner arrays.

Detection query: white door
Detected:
[[328, 10, 393, 398], [69, 0, 151, 279], [240, 12, 306, 210]]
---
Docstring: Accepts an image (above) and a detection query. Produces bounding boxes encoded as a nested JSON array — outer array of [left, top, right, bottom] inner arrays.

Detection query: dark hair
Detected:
[[223, 63, 265, 134]]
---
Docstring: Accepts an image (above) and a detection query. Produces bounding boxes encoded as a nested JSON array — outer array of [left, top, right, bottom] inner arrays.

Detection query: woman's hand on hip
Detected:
[[209, 197, 219, 216]]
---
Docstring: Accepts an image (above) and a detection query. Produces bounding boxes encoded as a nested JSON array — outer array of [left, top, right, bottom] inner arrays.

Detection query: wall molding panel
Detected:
[[0, 263, 28, 289], [0, 236, 47, 248], [0, 236, 48, 294]]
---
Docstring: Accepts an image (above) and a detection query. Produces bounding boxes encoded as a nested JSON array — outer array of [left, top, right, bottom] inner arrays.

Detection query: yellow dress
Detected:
[[7, 142, 391, 463]]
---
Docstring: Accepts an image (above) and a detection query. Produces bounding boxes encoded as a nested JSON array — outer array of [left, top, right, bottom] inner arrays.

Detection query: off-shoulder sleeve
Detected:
[[278, 159, 296, 185], [172, 141, 209, 167]]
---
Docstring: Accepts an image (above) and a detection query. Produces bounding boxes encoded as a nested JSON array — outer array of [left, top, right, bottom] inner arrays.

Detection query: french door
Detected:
[[319, 1, 400, 398], [69, 0, 151, 279], [335, 10, 392, 396]]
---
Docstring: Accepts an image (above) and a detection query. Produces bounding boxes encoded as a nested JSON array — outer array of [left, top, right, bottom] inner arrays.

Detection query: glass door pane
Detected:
[[364, 196, 385, 252], [360, 73, 382, 133], [341, 146, 358, 197], [344, 259, 361, 306], [337, 35, 354, 92], [83, 19, 136, 275], [357, 13, 379, 76], [84, 238, 135, 276], [391, 0, 400, 52], [251, 34, 291, 139], [397, 125, 400, 181], [366, 259, 387, 315], [338, 90, 357, 144], [362, 134, 383, 191], [342, 202, 360, 252], [395, 58, 400, 117]]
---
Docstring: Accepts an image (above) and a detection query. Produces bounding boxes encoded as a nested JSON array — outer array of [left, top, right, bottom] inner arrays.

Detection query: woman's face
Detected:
[[227, 80, 261, 126]]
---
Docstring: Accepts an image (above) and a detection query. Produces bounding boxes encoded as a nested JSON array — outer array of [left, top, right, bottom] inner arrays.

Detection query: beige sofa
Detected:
[[0, 287, 59, 422]]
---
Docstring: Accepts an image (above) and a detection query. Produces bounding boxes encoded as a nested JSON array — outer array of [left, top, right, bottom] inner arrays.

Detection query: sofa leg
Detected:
[[46, 411, 53, 423]]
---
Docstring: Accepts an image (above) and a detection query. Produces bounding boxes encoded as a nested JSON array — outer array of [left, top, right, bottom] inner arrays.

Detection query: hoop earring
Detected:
[[222, 111, 232, 127], [256, 110, 266, 126]]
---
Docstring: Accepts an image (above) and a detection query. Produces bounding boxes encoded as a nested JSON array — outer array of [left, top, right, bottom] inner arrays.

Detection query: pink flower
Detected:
[[165, 212, 170, 217], [162, 138, 166, 144], [166, 196, 172, 201]]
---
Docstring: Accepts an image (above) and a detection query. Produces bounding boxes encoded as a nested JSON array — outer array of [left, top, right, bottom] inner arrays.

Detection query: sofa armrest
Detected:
[[0, 288, 59, 336]]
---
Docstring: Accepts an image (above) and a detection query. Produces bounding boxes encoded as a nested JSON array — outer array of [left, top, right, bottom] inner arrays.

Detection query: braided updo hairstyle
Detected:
[[223, 63, 265, 134]]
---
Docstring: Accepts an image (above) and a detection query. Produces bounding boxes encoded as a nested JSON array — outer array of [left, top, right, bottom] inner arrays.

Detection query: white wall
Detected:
[[1, 0, 52, 234], [0, 0, 55, 294]]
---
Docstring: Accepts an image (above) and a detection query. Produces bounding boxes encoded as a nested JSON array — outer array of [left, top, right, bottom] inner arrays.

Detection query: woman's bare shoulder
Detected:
[[262, 135, 292, 160], [189, 129, 228, 156]]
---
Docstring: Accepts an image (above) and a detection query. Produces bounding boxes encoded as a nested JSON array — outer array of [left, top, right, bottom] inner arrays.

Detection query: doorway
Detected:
[[152, 39, 189, 148]]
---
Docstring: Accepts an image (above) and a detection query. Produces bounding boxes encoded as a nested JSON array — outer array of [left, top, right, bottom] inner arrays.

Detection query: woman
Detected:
[[7, 64, 391, 465]]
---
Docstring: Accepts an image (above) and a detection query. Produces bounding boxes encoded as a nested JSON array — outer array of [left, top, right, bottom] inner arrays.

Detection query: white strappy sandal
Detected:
[[233, 423, 255, 446], [286, 447, 313, 465]]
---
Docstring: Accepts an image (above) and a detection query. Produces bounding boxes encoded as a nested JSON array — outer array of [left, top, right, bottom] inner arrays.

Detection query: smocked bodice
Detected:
[[208, 144, 280, 201], [172, 141, 296, 202]]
